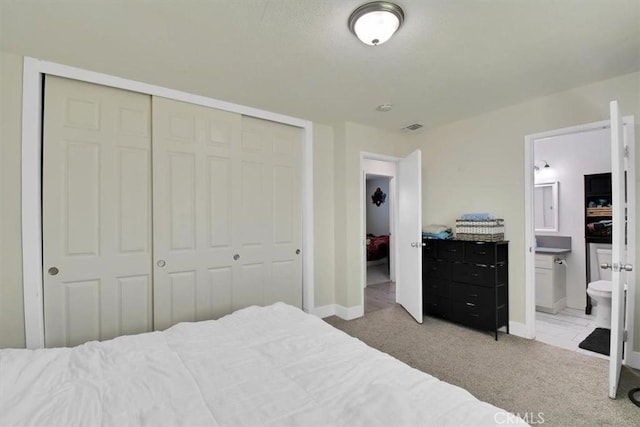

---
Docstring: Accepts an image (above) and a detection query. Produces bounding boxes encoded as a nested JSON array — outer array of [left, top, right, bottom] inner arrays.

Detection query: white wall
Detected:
[[366, 177, 391, 236], [313, 123, 336, 308], [534, 128, 611, 309], [0, 51, 25, 348]]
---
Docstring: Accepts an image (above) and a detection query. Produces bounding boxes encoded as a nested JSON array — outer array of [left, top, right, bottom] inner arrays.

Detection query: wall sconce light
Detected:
[[534, 160, 550, 172], [348, 1, 405, 46]]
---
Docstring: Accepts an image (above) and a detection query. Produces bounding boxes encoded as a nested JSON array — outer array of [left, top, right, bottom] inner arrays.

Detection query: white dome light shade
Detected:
[[349, 2, 404, 46]]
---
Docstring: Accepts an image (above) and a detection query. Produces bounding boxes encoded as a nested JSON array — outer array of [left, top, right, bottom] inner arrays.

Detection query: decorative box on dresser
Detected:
[[422, 239, 509, 340]]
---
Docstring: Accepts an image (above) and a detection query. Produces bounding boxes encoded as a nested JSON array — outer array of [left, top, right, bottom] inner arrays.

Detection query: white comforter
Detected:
[[1, 303, 519, 426]]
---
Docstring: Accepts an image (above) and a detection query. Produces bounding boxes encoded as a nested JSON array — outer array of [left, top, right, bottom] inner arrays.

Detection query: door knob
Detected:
[[622, 264, 633, 272], [48, 267, 59, 276], [600, 263, 611, 270], [233, 254, 240, 260], [156, 260, 166, 267], [296, 249, 301, 255]]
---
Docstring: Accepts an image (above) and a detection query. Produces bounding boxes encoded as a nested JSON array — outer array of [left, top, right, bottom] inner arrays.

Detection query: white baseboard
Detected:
[[509, 320, 533, 339], [308, 304, 365, 320], [626, 350, 640, 370], [309, 304, 336, 318], [336, 304, 364, 320]]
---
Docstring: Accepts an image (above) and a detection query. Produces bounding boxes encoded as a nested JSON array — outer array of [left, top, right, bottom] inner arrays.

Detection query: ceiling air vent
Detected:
[[403, 123, 423, 131]]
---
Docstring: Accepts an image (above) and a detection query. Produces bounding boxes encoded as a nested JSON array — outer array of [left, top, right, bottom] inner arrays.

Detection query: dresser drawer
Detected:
[[424, 258, 450, 280], [451, 263, 495, 286], [450, 282, 493, 306], [422, 239, 436, 258], [424, 278, 450, 298], [464, 241, 495, 264], [451, 300, 494, 329], [423, 296, 451, 319], [437, 240, 464, 262]]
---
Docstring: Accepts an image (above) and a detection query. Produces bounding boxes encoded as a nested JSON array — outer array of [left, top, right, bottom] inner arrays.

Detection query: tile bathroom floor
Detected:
[[535, 307, 608, 359]]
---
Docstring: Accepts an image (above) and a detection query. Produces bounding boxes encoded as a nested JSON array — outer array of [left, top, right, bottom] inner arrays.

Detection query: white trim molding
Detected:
[[508, 321, 533, 339], [335, 304, 365, 320], [21, 57, 315, 348], [309, 305, 338, 319], [627, 350, 640, 370], [309, 304, 365, 321]]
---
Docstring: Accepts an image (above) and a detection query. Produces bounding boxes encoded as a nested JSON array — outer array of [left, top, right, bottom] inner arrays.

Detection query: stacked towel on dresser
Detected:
[[460, 213, 496, 221], [422, 224, 453, 240]]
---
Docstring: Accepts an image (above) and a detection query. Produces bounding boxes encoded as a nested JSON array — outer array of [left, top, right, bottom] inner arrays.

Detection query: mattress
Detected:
[[0, 303, 521, 426]]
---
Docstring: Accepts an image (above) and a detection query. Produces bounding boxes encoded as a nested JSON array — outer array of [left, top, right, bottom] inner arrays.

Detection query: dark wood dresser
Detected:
[[422, 239, 509, 340]]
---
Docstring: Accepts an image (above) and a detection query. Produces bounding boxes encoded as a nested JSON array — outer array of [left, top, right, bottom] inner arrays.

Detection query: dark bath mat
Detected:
[[578, 327, 610, 356]]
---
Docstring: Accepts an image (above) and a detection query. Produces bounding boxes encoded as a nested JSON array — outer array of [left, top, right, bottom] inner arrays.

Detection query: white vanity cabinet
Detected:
[[535, 253, 567, 314]]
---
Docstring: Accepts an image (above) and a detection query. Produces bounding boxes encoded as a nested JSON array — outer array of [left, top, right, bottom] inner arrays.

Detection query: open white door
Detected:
[[608, 100, 633, 399], [396, 150, 423, 323]]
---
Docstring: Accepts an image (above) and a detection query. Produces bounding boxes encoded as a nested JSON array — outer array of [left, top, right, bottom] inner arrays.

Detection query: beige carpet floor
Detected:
[[325, 304, 640, 427]]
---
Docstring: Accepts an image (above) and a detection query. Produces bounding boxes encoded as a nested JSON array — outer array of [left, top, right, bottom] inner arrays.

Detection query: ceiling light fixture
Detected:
[[348, 1, 405, 46]]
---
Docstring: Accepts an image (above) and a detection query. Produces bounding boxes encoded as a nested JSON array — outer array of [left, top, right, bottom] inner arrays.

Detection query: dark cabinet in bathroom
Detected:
[[584, 173, 612, 244], [584, 172, 612, 315]]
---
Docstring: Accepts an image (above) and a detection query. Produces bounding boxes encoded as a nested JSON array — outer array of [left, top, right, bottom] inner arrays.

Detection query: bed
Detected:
[[0, 303, 520, 426], [366, 234, 390, 261]]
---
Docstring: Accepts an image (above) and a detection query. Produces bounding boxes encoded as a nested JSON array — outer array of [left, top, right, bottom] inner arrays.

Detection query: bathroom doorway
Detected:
[[531, 127, 609, 356], [524, 110, 637, 396]]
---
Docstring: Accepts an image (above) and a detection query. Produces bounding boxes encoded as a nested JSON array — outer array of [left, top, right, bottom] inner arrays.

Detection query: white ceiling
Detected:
[[1, 0, 639, 131]]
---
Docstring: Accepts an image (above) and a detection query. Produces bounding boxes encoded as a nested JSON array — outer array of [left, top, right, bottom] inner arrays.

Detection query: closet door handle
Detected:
[[233, 254, 240, 261], [48, 267, 59, 276], [156, 260, 166, 268]]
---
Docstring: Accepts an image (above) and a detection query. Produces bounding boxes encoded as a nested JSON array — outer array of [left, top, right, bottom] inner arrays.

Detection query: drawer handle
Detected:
[[466, 302, 476, 307], [448, 249, 457, 252], [471, 273, 480, 277], [477, 251, 487, 255], [468, 313, 480, 317], [469, 294, 478, 297], [431, 267, 437, 271]]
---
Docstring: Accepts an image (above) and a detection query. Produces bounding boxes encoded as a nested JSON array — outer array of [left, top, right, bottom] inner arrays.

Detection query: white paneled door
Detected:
[[608, 101, 634, 399], [43, 76, 152, 347], [152, 98, 303, 330], [396, 150, 423, 323]]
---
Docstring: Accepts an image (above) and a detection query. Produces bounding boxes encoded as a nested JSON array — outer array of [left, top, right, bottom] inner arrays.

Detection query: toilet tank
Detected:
[[589, 245, 612, 281]]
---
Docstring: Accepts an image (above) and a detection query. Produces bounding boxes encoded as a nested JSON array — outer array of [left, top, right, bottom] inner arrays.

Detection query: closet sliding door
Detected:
[[43, 76, 153, 347], [239, 117, 303, 310], [43, 81, 304, 343], [152, 97, 242, 330], [152, 98, 303, 330]]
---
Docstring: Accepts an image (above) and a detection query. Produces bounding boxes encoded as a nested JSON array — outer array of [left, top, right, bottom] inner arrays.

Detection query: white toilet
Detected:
[[587, 280, 612, 329], [587, 247, 613, 329]]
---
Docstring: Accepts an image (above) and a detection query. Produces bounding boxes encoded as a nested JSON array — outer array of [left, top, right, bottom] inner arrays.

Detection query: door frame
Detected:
[[21, 57, 315, 349], [523, 117, 637, 367], [360, 152, 401, 312]]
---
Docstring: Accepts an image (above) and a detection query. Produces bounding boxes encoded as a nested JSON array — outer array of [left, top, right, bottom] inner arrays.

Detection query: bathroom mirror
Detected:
[[535, 181, 559, 232]]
